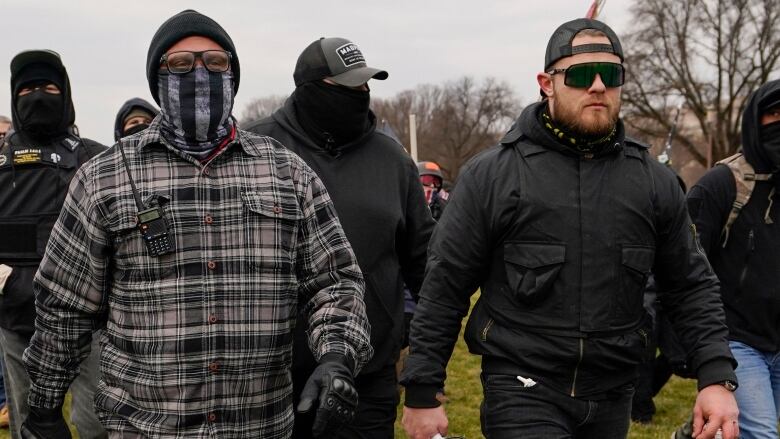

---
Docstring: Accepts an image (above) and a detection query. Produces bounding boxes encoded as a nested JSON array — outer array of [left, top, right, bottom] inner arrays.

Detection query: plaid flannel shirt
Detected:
[[23, 117, 372, 438]]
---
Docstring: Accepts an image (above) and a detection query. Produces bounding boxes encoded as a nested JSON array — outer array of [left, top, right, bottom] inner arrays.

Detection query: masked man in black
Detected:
[[247, 37, 434, 438], [113, 97, 158, 141], [682, 79, 780, 439], [0, 50, 107, 438]]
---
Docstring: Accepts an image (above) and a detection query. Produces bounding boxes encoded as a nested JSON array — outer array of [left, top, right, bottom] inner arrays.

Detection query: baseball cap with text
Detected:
[[294, 37, 388, 87]]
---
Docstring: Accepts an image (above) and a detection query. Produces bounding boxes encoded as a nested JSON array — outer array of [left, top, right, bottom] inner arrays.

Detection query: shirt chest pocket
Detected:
[[241, 191, 302, 271]]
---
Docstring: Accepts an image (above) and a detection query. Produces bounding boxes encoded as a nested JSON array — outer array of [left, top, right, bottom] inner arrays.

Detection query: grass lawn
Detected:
[[394, 294, 698, 439]]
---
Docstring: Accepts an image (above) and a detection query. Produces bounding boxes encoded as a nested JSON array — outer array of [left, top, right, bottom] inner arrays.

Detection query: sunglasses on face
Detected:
[[547, 62, 625, 88]]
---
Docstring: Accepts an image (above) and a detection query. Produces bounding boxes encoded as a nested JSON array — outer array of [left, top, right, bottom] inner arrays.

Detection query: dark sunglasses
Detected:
[[159, 50, 232, 75], [547, 62, 625, 88]]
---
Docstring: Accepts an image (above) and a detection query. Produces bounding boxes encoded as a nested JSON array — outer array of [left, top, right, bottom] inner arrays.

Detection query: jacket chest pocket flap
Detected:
[[620, 246, 654, 295], [504, 242, 566, 304]]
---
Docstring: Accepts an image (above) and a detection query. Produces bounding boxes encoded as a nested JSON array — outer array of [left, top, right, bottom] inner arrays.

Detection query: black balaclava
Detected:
[[16, 86, 64, 138], [11, 62, 73, 140], [124, 122, 151, 137], [759, 120, 780, 172], [294, 80, 370, 147], [741, 80, 780, 174]]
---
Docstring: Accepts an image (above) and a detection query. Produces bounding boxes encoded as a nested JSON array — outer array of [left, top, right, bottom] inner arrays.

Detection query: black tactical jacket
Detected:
[[401, 102, 736, 406]]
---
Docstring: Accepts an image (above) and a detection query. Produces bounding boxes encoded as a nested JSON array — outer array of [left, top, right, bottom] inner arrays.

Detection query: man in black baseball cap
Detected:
[[247, 37, 434, 439], [401, 17, 739, 439], [22, 11, 372, 438]]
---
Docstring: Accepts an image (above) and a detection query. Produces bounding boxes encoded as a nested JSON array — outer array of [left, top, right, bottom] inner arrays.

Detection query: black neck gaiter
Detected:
[[294, 81, 370, 147], [123, 123, 150, 137], [540, 108, 618, 155], [16, 89, 65, 139], [759, 120, 780, 173]]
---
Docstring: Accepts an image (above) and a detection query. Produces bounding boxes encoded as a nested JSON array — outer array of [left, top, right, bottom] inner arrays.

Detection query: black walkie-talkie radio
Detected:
[[118, 142, 175, 257], [137, 206, 175, 256]]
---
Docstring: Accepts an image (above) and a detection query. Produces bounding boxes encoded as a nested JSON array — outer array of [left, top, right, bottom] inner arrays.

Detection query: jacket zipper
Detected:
[[481, 319, 494, 341], [570, 338, 584, 397]]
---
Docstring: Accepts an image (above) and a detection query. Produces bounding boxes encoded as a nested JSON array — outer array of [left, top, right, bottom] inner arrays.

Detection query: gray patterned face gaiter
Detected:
[[158, 66, 234, 160]]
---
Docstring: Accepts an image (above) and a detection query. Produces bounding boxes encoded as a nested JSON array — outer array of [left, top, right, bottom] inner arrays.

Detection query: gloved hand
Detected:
[[297, 353, 358, 438], [20, 405, 72, 439]]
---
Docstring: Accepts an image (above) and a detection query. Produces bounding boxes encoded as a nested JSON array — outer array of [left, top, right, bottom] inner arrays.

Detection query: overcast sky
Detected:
[[0, 0, 633, 145]]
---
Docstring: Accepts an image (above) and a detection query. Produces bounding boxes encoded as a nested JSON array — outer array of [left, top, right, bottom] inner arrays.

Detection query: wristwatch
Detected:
[[719, 380, 738, 392]]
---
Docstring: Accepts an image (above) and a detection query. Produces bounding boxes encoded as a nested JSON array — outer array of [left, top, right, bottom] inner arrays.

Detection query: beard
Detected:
[[552, 96, 619, 140]]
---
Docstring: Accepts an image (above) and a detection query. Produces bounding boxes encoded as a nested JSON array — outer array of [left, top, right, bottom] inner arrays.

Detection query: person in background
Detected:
[[113, 97, 158, 141], [0, 115, 10, 140], [0, 115, 10, 429], [417, 161, 449, 221], [0, 50, 107, 439], [682, 79, 780, 439]]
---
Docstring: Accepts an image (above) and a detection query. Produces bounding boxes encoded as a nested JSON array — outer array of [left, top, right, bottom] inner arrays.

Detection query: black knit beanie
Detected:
[[146, 10, 240, 104]]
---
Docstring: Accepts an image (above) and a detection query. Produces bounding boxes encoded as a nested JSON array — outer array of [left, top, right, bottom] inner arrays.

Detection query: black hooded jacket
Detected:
[[400, 101, 735, 406], [245, 94, 435, 379], [687, 80, 780, 352], [0, 61, 106, 336], [113, 97, 159, 141]]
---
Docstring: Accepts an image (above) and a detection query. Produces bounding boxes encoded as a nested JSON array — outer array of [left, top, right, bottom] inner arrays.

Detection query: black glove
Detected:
[[296, 353, 358, 438], [20, 405, 72, 439]]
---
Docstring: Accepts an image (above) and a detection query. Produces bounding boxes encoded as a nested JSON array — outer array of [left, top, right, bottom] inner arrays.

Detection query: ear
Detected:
[[537, 72, 554, 98]]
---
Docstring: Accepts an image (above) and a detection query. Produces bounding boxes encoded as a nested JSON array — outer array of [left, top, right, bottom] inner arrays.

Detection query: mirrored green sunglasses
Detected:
[[548, 62, 625, 88]]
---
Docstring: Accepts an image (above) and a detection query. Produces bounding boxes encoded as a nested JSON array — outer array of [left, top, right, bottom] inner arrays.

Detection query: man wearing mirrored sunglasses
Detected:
[[21, 10, 371, 438], [401, 18, 738, 439]]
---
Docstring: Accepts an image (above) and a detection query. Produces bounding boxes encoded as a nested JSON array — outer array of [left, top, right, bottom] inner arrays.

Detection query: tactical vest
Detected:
[[0, 134, 94, 266]]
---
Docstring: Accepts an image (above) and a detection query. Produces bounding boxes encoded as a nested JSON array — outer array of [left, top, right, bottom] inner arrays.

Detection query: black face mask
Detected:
[[16, 89, 64, 138], [123, 123, 150, 137], [760, 120, 780, 172], [294, 81, 370, 147]]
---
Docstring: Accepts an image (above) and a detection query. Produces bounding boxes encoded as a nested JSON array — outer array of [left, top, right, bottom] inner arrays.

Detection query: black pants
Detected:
[[293, 364, 398, 439], [480, 374, 634, 439]]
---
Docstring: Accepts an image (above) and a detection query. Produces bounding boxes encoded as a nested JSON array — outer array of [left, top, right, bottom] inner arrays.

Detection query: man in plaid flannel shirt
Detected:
[[20, 10, 372, 439]]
